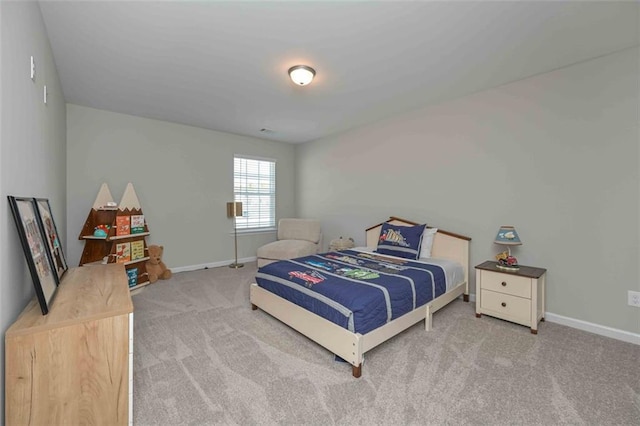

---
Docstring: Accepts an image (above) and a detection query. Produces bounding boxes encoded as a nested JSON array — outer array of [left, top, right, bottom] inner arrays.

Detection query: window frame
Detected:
[[233, 155, 277, 233]]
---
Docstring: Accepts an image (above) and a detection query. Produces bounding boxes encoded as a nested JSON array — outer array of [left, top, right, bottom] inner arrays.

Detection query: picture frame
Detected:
[[8, 196, 59, 315], [35, 198, 68, 283]]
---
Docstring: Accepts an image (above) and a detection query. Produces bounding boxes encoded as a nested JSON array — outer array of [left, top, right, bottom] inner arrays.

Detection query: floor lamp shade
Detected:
[[227, 202, 243, 218], [227, 202, 244, 268]]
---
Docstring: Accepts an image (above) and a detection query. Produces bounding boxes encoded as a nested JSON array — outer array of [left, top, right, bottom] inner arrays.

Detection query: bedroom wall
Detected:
[[0, 1, 67, 422], [296, 48, 640, 336], [66, 105, 296, 269]]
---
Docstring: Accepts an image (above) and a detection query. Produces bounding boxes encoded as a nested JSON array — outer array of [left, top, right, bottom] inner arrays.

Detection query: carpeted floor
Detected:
[[131, 263, 640, 425]]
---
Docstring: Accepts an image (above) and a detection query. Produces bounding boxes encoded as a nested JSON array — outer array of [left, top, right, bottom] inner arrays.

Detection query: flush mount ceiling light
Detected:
[[288, 65, 316, 86]]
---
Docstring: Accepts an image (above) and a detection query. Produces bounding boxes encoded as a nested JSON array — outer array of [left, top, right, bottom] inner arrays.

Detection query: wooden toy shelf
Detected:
[[78, 183, 151, 290]]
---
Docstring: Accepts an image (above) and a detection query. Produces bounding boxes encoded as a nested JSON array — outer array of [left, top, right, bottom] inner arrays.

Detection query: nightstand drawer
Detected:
[[480, 270, 531, 299], [480, 289, 531, 325]]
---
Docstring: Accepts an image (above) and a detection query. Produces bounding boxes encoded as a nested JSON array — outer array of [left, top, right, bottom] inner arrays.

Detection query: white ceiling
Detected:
[[39, 1, 638, 144]]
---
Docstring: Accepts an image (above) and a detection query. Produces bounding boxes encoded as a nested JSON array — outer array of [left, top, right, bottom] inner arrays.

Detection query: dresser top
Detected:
[[6, 264, 133, 336], [475, 260, 546, 279]]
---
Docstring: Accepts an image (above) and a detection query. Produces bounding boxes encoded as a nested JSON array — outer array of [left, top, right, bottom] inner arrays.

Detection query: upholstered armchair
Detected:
[[257, 218, 322, 268]]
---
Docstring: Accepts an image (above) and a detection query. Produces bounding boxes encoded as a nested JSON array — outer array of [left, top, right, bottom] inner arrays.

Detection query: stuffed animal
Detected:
[[146, 245, 172, 283]]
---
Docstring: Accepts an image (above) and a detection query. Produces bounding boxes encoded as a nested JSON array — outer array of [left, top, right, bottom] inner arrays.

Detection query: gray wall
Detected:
[[296, 48, 640, 334], [66, 105, 296, 269], [0, 1, 67, 421]]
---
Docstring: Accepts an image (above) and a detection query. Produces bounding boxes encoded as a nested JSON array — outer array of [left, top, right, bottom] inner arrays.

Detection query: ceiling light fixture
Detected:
[[288, 65, 316, 86]]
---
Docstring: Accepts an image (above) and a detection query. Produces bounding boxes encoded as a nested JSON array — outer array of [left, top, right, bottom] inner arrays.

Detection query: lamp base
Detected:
[[228, 262, 244, 269], [496, 263, 520, 272]]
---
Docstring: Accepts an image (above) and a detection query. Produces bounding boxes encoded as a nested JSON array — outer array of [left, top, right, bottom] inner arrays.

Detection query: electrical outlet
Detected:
[[628, 290, 640, 307]]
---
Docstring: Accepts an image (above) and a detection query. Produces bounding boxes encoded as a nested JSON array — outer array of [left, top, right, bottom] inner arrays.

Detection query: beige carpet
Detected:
[[131, 263, 640, 425]]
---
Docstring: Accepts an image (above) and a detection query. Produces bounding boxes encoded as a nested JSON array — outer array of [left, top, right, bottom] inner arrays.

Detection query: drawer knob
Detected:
[[501, 302, 507, 307], [501, 281, 507, 286]]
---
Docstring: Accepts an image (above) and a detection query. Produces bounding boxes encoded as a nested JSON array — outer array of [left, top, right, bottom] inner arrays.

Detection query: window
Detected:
[[233, 155, 276, 230]]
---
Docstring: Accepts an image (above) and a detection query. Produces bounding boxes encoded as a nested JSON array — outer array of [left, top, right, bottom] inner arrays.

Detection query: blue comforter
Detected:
[[255, 250, 446, 334]]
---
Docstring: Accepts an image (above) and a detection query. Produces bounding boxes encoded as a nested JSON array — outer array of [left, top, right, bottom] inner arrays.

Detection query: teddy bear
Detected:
[[146, 245, 172, 283]]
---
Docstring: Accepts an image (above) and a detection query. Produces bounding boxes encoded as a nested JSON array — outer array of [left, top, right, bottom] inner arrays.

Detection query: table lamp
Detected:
[[227, 201, 244, 268], [494, 225, 521, 271]]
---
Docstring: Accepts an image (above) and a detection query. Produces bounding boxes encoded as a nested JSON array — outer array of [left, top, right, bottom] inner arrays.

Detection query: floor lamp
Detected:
[[227, 201, 244, 268]]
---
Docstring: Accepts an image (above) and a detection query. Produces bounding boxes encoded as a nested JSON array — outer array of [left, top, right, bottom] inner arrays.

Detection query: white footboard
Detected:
[[250, 284, 364, 368], [250, 280, 467, 377]]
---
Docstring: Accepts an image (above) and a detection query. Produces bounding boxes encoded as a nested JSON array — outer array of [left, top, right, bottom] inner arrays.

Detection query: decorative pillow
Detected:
[[375, 223, 425, 260], [419, 227, 438, 258]]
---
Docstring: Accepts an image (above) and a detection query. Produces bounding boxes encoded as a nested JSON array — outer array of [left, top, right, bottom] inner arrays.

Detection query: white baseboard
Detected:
[[468, 292, 639, 345], [544, 312, 640, 345], [171, 256, 257, 273]]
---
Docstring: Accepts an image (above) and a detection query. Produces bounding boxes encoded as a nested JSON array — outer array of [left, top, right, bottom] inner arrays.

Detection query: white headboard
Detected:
[[365, 216, 471, 285]]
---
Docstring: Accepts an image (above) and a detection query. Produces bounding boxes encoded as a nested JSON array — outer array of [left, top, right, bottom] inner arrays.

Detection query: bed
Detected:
[[250, 216, 471, 378]]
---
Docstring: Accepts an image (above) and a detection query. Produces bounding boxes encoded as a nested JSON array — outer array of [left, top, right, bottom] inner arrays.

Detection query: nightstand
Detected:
[[475, 261, 546, 334]]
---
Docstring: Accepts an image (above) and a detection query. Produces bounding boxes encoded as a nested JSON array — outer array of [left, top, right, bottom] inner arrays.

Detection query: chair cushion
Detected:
[[277, 219, 321, 243], [257, 239, 319, 261]]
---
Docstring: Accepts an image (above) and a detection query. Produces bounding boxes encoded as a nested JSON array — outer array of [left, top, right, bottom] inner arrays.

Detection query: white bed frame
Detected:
[[250, 216, 471, 378]]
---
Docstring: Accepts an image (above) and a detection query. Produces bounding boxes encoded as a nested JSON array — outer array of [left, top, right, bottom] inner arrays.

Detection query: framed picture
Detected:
[[8, 196, 58, 315], [35, 198, 68, 283]]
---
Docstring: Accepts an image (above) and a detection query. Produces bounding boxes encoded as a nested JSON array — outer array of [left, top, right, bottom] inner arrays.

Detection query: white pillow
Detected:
[[419, 227, 438, 258]]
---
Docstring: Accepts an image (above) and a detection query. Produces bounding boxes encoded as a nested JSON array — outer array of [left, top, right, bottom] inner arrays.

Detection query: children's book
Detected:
[[130, 240, 144, 261], [130, 215, 145, 234], [115, 242, 131, 263], [126, 268, 138, 287], [116, 215, 130, 236]]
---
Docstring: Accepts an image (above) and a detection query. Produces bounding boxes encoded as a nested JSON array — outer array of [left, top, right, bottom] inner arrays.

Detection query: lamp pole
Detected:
[[227, 201, 244, 269], [230, 215, 243, 268]]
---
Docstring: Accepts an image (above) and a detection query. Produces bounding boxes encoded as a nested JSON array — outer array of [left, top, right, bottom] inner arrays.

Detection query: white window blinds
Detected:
[[233, 156, 276, 230]]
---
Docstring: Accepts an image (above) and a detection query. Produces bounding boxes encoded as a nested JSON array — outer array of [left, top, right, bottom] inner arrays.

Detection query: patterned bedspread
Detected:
[[255, 250, 446, 334]]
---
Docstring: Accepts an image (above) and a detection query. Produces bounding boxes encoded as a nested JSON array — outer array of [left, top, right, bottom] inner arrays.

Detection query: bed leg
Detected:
[[251, 303, 258, 310], [352, 364, 362, 378], [463, 294, 469, 302], [425, 304, 432, 331]]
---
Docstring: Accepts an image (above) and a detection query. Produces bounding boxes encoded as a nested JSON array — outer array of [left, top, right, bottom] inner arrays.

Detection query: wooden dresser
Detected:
[[5, 264, 134, 425]]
